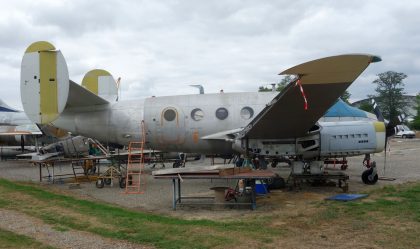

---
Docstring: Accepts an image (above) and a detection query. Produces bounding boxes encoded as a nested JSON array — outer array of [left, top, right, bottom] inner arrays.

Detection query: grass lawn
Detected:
[[0, 228, 55, 249], [0, 178, 419, 248]]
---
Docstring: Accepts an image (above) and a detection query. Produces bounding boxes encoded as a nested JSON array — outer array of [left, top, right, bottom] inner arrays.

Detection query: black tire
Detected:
[[173, 161, 181, 168], [361, 169, 378, 185], [88, 166, 97, 175], [96, 179, 104, 188], [268, 176, 286, 190], [402, 135, 407, 139], [119, 177, 126, 188], [104, 178, 112, 185]]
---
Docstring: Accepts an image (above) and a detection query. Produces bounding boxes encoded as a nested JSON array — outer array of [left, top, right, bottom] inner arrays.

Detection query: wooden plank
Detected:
[[219, 167, 252, 176], [152, 165, 233, 176]]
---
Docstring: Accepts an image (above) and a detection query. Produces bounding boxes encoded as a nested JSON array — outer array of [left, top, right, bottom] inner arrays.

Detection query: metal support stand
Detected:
[[169, 177, 257, 210]]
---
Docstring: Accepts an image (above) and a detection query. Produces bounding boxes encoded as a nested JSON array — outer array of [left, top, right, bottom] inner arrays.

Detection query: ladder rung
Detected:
[[128, 165, 144, 168]]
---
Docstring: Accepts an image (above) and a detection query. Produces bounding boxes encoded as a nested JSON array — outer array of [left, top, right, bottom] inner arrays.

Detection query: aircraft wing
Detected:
[[241, 54, 381, 139], [0, 99, 19, 112], [0, 124, 43, 135]]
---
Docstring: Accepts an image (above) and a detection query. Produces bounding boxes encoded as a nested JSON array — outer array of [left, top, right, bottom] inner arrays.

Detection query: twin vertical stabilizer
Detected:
[[20, 41, 69, 124], [20, 41, 119, 125]]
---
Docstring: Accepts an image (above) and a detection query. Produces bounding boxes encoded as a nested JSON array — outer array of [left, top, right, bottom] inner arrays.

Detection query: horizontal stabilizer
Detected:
[[67, 80, 109, 107]]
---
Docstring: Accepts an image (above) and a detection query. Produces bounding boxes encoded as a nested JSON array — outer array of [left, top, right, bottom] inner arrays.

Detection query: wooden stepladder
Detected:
[[124, 120, 146, 194]]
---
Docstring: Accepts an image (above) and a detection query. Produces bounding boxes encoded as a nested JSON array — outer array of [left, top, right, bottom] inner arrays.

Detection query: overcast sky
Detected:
[[0, 0, 419, 109]]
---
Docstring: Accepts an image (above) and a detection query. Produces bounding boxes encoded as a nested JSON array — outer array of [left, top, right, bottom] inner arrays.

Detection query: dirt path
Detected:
[[0, 209, 153, 249]]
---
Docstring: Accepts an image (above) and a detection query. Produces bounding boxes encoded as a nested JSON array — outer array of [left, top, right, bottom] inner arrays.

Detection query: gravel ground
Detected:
[[1, 138, 419, 215], [0, 138, 419, 248], [0, 209, 152, 249]]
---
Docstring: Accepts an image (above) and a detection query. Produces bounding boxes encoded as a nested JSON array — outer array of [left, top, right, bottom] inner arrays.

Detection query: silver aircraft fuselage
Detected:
[[54, 92, 276, 153], [53, 91, 384, 159]]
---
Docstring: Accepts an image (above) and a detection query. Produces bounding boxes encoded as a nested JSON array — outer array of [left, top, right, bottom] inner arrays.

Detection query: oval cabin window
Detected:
[[240, 107, 254, 120], [191, 108, 204, 121], [215, 107, 229, 120], [163, 108, 176, 122]]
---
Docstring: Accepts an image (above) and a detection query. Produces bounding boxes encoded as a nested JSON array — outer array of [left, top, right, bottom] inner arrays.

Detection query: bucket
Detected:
[[255, 180, 268, 195]]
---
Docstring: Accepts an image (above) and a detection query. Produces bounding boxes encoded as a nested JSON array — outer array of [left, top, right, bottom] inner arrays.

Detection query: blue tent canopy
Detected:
[[324, 99, 367, 118]]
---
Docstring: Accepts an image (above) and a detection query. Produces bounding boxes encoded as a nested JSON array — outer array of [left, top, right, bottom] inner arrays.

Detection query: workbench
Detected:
[[154, 170, 276, 210], [288, 171, 349, 192], [30, 156, 107, 183]]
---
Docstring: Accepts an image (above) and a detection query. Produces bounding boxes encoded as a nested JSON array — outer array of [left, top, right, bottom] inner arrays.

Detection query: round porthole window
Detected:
[[191, 108, 204, 121], [240, 106, 254, 120], [163, 108, 176, 122], [215, 107, 229, 120]]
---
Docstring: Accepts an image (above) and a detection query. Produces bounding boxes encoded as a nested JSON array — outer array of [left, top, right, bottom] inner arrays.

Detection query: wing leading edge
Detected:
[[241, 54, 381, 139]]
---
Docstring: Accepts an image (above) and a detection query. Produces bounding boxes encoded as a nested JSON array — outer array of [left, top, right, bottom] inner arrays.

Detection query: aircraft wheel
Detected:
[[361, 169, 378, 185], [119, 177, 126, 188], [104, 178, 112, 185], [96, 179, 104, 188], [268, 176, 286, 189], [341, 164, 348, 170], [88, 166, 97, 175]]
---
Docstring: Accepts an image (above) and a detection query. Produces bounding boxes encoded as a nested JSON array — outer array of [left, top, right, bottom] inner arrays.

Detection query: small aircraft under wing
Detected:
[[0, 99, 42, 143], [19, 41, 384, 185]]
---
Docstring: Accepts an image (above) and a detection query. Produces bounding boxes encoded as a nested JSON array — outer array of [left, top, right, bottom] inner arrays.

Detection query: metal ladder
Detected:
[[124, 120, 146, 194], [87, 138, 109, 156]]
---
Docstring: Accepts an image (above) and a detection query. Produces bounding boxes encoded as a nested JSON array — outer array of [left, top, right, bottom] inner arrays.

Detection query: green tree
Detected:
[[340, 90, 351, 104], [410, 93, 420, 130], [258, 75, 293, 92], [370, 71, 407, 123], [358, 101, 374, 113], [259, 76, 351, 104]]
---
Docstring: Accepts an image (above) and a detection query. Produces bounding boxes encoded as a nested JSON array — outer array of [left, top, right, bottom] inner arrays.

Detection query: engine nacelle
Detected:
[[319, 121, 385, 157], [234, 120, 385, 160]]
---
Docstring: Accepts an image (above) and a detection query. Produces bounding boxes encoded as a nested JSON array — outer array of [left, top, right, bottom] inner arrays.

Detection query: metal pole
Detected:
[[251, 179, 256, 210], [52, 163, 55, 183], [172, 178, 176, 210], [178, 178, 181, 203]]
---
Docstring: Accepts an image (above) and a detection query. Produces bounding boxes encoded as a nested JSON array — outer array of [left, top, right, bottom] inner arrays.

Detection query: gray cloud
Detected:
[[0, 0, 419, 109]]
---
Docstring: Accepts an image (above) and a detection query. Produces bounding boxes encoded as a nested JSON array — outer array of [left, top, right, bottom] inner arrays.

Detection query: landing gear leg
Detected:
[[362, 154, 371, 168]]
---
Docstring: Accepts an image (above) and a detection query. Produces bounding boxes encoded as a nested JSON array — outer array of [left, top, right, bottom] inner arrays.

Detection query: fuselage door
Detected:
[[158, 107, 186, 145]]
